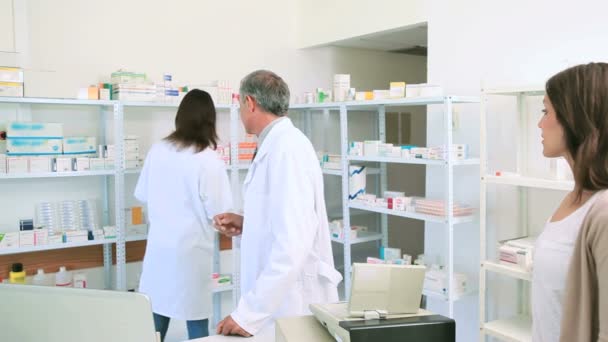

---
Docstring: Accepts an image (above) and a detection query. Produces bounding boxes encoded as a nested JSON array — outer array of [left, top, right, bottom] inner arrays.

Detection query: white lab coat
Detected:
[[231, 118, 342, 335], [134, 141, 232, 320]]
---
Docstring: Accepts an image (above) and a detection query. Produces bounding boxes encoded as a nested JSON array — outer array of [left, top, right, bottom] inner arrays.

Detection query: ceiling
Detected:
[[331, 23, 428, 55]]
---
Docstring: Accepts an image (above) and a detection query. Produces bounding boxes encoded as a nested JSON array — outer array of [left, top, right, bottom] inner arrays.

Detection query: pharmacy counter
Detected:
[[188, 316, 333, 342]]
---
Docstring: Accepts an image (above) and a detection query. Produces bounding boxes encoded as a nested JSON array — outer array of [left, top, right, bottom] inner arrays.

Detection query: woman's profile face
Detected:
[[538, 96, 568, 158]]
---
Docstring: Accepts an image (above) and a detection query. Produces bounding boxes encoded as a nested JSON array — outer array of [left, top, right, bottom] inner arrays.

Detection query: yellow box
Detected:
[[364, 91, 374, 100], [88, 86, 99, 100], [131, 207, 144, 225]]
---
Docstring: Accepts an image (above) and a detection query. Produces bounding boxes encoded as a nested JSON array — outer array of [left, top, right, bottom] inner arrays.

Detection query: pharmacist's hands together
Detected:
[[213, 213, 244, 237], [217, 315, 252, 337]]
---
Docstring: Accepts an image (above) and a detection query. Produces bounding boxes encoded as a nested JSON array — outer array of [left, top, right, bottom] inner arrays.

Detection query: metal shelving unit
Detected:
[[479, 87, 549, 341], [292, 96, 480, 319], [0, 97, 119, 290]]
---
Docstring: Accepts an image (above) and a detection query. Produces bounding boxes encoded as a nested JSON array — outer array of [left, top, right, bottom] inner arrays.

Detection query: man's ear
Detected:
[[246, 95, 256, 112]]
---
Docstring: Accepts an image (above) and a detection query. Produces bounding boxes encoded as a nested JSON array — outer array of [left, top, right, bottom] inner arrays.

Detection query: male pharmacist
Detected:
[[213, 70, 342, 337]]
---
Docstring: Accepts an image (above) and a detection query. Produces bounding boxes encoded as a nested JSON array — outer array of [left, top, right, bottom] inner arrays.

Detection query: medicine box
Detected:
[[7, 138, 62, 155], [19, 231, 35, 247], [48, 233, 64, 245], [0, 232, 19, 248], [64, 230, 89, 243], [89, 158, 105, 170], [0, 67, 24, 83], [29, 156, 52, 173], [74, 157, 91, 171], [7, 122, 63, 138], [53, 157, 73, 172], [389, 82, 406, 98], [103, 226, 117, 239], [7, 157, 28, 173], [0, 154, 6, 173], [63, 137, 97, 155], [0, 82, 23, 97], [34, 229, 49, 246]]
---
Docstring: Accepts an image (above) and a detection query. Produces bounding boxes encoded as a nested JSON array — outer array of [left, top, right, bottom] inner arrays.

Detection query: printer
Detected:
[[309, 263, 455, 342]]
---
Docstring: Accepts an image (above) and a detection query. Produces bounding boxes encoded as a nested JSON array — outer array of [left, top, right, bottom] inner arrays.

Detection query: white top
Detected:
[[135, 141, 232, 320], [532, 191, 601, 342]]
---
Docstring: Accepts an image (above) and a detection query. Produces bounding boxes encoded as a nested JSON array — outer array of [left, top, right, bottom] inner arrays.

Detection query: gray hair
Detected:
[[239, 70, 290, 116]]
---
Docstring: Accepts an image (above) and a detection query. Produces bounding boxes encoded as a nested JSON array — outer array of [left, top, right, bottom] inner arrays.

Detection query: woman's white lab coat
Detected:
[[134, 141, 232, 320], [231, 119, 342, 335]]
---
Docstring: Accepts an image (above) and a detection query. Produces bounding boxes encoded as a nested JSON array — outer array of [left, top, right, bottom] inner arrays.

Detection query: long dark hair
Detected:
[[165, 89, 218, 153], [546, 62, 608, 201]]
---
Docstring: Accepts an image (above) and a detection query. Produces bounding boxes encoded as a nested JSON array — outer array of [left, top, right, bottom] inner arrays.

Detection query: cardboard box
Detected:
[[63, 137, 96, 155], [64, 230, 88, 243], [7, 122, 63, 138], [74, 157, 91, 171], [389, 82, 406, 98], [54, 157, 73, 172], [89, 158, 105, 170], [29, 156, 52, 173], [0, 67, 24, 83], [7, 138, 62, 156], [7, 157, 28, 173], [131, 207, 144, 225], [0, 82, 23, 97], [103, 226, 117, 239], [0, 232, 19, 248], [19, 231, 35, 247], [48, 233, 64, 245]]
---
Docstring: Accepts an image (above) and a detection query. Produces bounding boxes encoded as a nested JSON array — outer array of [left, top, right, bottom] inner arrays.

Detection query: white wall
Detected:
[[295, 0, 428, 48], [424, 1, 608, 341]]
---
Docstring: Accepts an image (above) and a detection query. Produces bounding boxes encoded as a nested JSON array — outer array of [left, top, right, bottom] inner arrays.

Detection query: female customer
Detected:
[[533, 62, 608, 342], [135, 89, 232, 341]]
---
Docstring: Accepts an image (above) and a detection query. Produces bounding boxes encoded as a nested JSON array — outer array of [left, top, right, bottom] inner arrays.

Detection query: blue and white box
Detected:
[[349, 165, 367, 200], [63, 137, 97, 155], [7, 122, 63, 138]]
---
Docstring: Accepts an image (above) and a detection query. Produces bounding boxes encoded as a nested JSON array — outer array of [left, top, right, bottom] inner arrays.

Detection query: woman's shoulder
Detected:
[[583, 190, 608, 237]]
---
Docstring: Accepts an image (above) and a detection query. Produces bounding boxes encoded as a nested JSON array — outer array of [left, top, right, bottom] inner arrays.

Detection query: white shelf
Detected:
[[483, 315, 532, 342], [0, 96, 115, 106], [122, 101, 233, 110], [212, 284, 234, 294], [483, 86, 544, 96], [125, 168, 142, 174], [483, 174, 574, 191], [348, 202, 475, 224], [348, 156, 480, 166], [331, 231, 383, 244], [0, 170, 115, 179], [0, 238, 117, 256], [289, 96, 480, 111], [483, 261, 532, 281], [322, 168, 342, 176], [126, 234, 148, 242], [423, 288, 477, 302]]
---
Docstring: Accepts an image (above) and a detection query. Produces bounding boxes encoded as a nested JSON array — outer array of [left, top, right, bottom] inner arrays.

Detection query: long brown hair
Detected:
[[546, 62, 608, 201], [165, 89, 218, 152]]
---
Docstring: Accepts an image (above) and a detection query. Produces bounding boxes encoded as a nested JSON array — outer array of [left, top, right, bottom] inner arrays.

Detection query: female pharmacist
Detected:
[[134, 89, 232, 341], [533, 62, 608, 342]]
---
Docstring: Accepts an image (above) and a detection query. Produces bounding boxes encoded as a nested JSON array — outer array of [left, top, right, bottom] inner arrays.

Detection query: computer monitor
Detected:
[[0, 284, 157, 342], [348, 263, 426, 317]]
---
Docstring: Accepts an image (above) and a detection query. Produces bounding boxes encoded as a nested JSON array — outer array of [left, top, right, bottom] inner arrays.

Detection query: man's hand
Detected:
[[216, 315, 252, 337], [213, 213, 244, 237]]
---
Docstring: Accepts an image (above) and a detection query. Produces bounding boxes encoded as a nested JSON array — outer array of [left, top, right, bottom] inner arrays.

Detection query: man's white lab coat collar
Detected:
[[253, 118, 293, 162]]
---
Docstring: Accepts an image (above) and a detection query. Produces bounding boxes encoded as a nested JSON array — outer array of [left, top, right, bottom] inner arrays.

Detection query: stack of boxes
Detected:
[[238, 135, 257, 165], [348, 141, 469, 162], [110, 70, 156, 102], [333, 74, 351, 102], [0, 67, 24, 97], [1, 122, 101, 174], [98, 135, 141, 170], [191, 80, 233, 105]]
